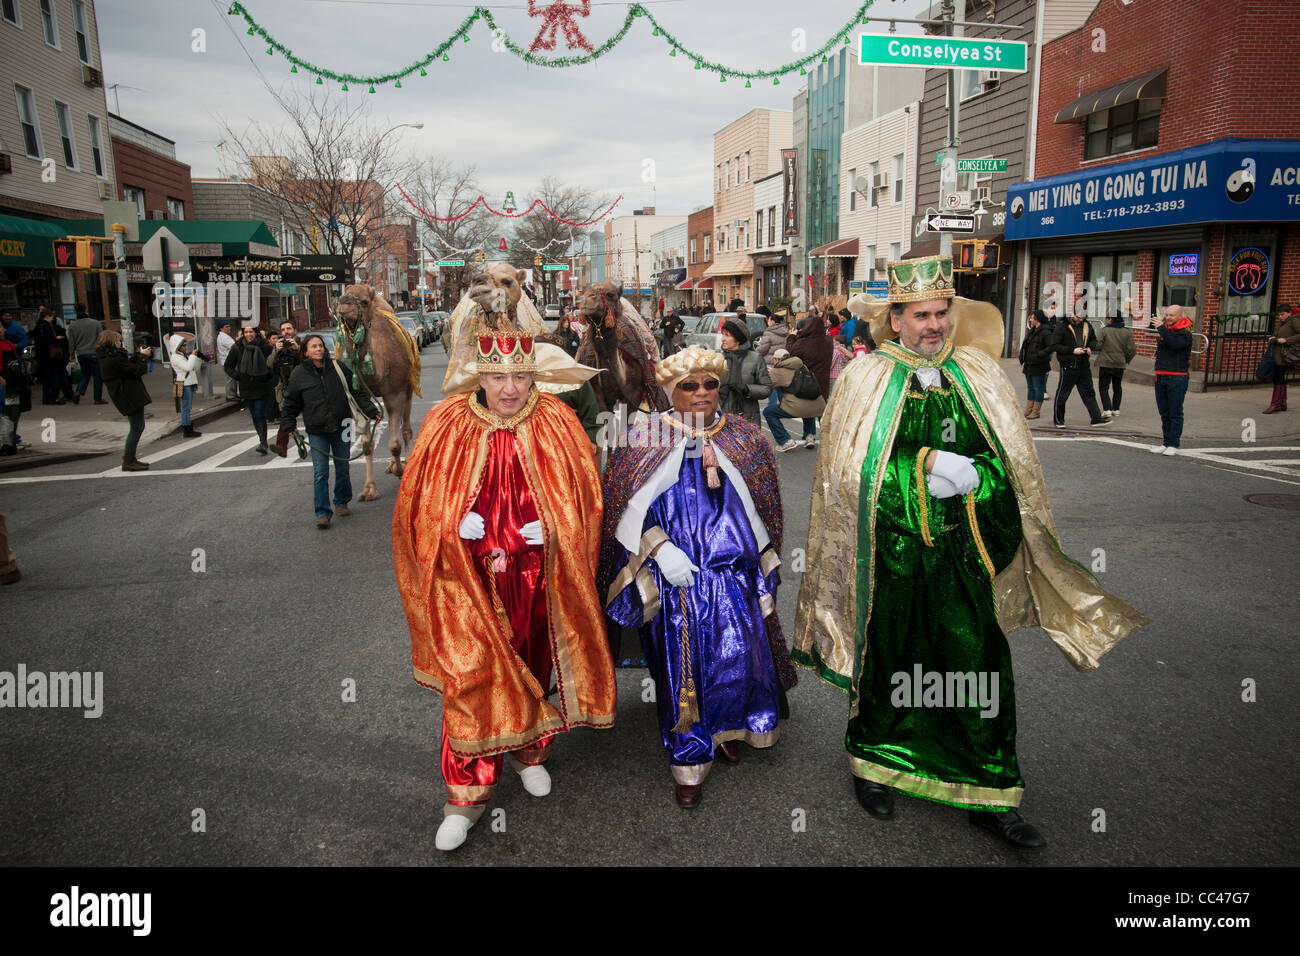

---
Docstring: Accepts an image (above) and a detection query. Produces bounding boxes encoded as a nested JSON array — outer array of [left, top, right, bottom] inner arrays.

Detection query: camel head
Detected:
[[467, 263, 525, 323], [580, 281, 623, 334], [336, 283, 381, 334]]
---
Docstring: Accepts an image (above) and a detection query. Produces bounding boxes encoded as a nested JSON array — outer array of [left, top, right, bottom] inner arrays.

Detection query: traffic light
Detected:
[[475, 251, 486, 262], [955, 240, 976, 271], [533, 256, 542, 267], [953, 240, 1000, 272], [52, 237, 114, 271], [976, 241, 1000, 270]]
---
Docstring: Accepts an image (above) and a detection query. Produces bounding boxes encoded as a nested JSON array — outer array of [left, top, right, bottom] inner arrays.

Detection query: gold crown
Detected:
[[888, 254, 955, 304], [475, 329, 537, 373]]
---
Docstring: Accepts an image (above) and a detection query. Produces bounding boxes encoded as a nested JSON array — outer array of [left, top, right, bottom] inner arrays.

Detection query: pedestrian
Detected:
[[33, 306, 75, 405], [600, 345, 794, 808], [166, 334, 205, 438], [841, 308, 858, 347], [852, 333, 873, 358], [717, 318, 771, 425], [1263, 306, 1300, 414], [753, 310, 788, 366], [1150, 304, 1193, 455], [268, 321, 304, 455], [1018, 309, 1054, 420], [0, 322, 31, 454], [224, 326, 275, 454], [216, 322, 237, 402], [786, 310, 833, 423], [391, 326, 615, 851], [1050, 307, 1110, 428], [1096, 309, 1137, 419], [766, 347, 826, 451], [829, 333, 853, 388], [97, 330, 153, 472], [279, 334, 379, 528], [657, 309, 685, 358], [0, 511, 19, 584], [67, 306, 106, 405], [794, 253, 1149, 849]]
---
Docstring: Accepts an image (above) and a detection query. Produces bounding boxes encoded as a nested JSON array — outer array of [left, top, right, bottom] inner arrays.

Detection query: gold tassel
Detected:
[[701, 437, 721, 489], [669, 587, 700, 733]]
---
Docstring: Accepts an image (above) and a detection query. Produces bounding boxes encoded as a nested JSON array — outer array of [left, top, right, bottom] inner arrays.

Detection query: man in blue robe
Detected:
[[599, 346, 795, 808]]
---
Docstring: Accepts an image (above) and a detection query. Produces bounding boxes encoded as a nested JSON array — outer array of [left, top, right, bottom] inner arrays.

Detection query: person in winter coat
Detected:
[[717, 319, 771, 425], [1150, 304, 1193, 455], [829, 334, 853, 391], [765, 348, 826, 451], [1018, 309, 1054, 420], [1096, 312, 1137, 419], [224, 327, 275, 453], [0, 319, 31, 453], [67, 307, 106, 404], [786, 312, 833, 404], [1264, 307, 1300, 414], [1049, 308, 1109, 428], [656, 310, 686, 358], [33, 306, 75, 405], [98, 330, 153, 471], [754, 312, 790, 366], [167, 334, 206, 438], [280, 334, 381, 528]]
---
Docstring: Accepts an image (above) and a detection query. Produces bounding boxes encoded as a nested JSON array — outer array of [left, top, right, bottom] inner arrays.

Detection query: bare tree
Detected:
[[217, 89, 417, 289], [507, 176, 609, 305], [403, 157, 494, 309]]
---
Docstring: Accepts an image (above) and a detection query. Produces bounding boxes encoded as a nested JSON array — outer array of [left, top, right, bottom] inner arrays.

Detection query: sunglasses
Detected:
[[676, 379, 720, 392]]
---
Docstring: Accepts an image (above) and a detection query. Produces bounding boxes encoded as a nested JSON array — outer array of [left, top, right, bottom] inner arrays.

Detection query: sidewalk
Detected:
[[1, 362, 241, 472], [996, 357, 1300, 443]]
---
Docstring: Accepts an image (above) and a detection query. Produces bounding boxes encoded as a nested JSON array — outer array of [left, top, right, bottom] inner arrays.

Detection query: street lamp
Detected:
[[381, 121, 424, 137]]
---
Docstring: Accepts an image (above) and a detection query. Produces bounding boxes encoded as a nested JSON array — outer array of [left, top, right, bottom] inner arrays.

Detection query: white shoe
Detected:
[[804, 435, 818, 447], [1161, 446, 1177, 456], [516, 763, 552, 797], [1110, 409, 1120, 417], [776, 439, 801, 453], [1150, 445, 1168, 454], [1101, 410, 1114, 418], [435, 814, 474, 852]]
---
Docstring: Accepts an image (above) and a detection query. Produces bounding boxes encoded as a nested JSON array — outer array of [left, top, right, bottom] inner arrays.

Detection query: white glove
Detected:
[[929, 450, 980, 496], [519, 520, 544, 546], [458, 512, 485, 540], [653, 542, 699, 589], [926, 472, 960, 499]]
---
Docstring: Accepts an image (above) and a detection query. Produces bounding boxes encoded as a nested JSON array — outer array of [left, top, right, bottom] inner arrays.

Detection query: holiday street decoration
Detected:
[[503, 191, 517, 214], [228, 2, 875, 89], [528, 1, 593, 54], [498, 237, 509, 251], [397, 184, 623, 227]]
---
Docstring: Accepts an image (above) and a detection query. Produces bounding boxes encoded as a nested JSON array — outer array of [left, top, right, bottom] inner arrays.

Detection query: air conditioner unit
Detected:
[[979, 69, 1000, 89], [872, 173, 887, 189], [875, 257, 888, 274], [0, 153, 12, 175], [976, 185, 992, 203], [97, 181, 114, 200], [82, 65, 103, 88], [149, 209, 164, 220]]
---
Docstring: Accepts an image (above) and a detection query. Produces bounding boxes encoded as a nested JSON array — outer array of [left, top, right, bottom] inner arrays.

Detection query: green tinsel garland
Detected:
[[227, 1, 875, 87]]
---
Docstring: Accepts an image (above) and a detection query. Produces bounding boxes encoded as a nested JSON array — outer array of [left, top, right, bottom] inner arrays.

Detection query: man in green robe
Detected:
[[794, 255, 1149, 849]]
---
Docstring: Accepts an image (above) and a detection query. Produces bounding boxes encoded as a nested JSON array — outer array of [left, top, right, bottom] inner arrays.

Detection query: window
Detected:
[[894, 154, 905, 203], [890, 242, 901, 262], [87, 115, 105, 176], [704, 234, 710, 261], [735, 156, 740, 184], [690, 238, 696, 264], [755, 210, 764, 249], [869, 161, 880, 208], [957, 69, 982, 103], [15, 86, 42, 158], [166, 198, 185, 220], [768, 206, 776, 247], [2, 0, 20, 27], [848, 167, 857, 212], [123, 186, 145, 219], [55, 102, 77, 168], [717, 164, 723, 193], [725, 160, 731, 188], [40, 0, 58, 47], [1085, 100, 1160, 160], [74, 1, 89, 63], [744, 150, 751, 182], [866, 245, 877, 281]]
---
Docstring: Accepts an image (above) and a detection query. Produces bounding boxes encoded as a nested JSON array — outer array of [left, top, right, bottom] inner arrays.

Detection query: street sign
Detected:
[[858, 33, 1028, 73], [943, 190, 972, 211], [434, 259, 465, 267], [926, 213, 976, 233], [958, 158, 1008, 173], [543, 264, 568, 271], [935, 150, 947, 166]]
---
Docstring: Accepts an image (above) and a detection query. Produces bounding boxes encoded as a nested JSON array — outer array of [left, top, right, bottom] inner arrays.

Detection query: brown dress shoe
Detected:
[[717, 740, 741, 764], [315, 516, 330, 529], [93, 399, 108, 405], [1, 568, 21, 585], [335, 505, 351, 517], [674, 783, 702, 808], [121, 456, 148, 472]]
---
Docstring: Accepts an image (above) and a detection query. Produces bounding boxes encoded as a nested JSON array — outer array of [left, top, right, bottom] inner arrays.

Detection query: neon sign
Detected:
[[1168, 252, 1198, 276]]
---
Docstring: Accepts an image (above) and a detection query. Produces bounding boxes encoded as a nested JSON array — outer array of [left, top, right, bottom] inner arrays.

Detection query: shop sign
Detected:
[[1227, 247, 1269, 296]]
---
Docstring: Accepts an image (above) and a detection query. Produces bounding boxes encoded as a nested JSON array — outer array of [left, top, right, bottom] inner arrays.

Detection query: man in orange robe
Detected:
[[393, 329, 615, 852]]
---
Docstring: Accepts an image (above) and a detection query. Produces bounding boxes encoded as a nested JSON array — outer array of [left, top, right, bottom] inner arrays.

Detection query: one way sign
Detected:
[[926, 213, 976, 233]]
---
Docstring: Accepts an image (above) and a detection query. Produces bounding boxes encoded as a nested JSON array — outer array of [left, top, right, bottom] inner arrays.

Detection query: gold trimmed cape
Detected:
[[392, 390, 615, 757], [793, 344, 1150, 712]]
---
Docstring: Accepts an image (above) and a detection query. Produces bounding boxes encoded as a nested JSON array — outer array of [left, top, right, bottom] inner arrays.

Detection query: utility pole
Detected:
[[632, 216, 643, 316], [939, 0, 962, 260], [111, 223, 133, 352]]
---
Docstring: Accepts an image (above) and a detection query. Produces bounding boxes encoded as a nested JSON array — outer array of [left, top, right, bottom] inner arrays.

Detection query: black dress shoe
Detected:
[[717, 740, 740, 764], [853, 777, 895, 819], [968, 810, 1047, 848], [674, 783, 702, 808]]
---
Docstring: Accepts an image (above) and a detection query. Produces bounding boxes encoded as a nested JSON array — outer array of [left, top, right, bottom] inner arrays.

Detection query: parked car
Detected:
[[684, 312, 768, 353], [425, 311, 449, 342], [395, 312, 428, 348], [543, 303, 563, 320]]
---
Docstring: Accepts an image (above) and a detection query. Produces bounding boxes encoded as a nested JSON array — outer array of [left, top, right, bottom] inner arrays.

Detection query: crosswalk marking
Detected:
[[190, 436, 262, 471], [96, 432, 222, 473]]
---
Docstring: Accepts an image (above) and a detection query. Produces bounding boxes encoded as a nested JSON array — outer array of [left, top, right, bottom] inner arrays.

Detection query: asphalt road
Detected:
[[1, 347, 1296, 867]]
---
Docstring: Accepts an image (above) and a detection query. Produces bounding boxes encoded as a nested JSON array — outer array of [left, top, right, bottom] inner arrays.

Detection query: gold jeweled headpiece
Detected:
[[888, 254, 956, 304], [475, 328, 537, 373]]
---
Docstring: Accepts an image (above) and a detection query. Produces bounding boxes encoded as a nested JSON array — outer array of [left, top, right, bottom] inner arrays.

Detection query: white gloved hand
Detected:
[[929, 449, 980, 496], [458, 512, 485, 540], [519, 520, 544, 546], [926, 472, 960, 499], [653, 542, 699, 589]]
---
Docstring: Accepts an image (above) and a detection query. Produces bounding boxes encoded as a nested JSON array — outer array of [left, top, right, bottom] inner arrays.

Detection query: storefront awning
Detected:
[[752, 251, 789, 267], [693, 277, 713, 290], [675, 279, 694, 291], [809, 237, 859, 258], [61, 218, 280, 256], [1054, 69, 1167, 123], [0, 214, 69, 268]]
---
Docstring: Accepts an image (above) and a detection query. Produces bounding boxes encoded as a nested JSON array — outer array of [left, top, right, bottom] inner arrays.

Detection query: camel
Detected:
[[441, 263, 549, 395], [333, 283, 422, 501], [575, 281, 668, 416]]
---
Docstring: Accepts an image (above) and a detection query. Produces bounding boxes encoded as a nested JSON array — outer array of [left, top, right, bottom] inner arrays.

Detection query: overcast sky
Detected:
[[98, 0, 931, 221]]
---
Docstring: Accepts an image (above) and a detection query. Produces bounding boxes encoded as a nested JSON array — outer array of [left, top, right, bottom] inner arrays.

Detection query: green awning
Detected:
[[59, 218, 280, 255], [0, 214, 69, 268]]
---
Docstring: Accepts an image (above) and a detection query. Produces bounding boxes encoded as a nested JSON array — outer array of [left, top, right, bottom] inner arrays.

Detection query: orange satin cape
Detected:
[[392, 389, 615, 758]]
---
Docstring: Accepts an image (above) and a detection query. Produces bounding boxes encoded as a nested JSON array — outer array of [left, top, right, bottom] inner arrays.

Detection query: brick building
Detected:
[[110, 113, 190, 221], [1007, 0, 1300, 387]]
